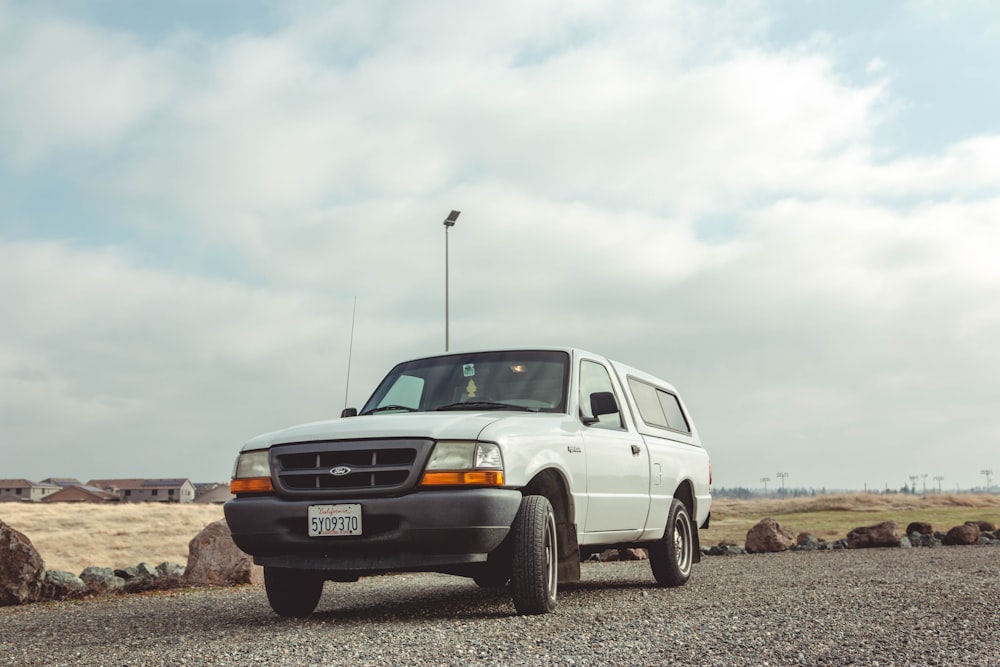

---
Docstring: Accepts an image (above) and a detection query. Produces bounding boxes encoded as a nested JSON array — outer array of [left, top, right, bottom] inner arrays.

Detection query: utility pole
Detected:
[[776, 471, 789, 495], [760, 476, 771, 496], [933, 475, 944, 493], [908, 475, 919, 495], [982, 469, 994, 493], [922, 473, 928, 495], [443, 210, 460, 351]]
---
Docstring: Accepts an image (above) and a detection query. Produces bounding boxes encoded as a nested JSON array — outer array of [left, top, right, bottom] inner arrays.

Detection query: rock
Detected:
[[40, 570, 87, 601], [0, 519, 45, 606], [594, 548, 648, 561], [80, 566, 124, 595], [156, 562, 186, 578], [942, 523, 980, 546], [796, 533, 819, 550], [899, 536, 911, 548], [906, 522, 933, 536], [115, 562, 158, 581], [744, 518, 795, 553], [184, 519, 262, 586], [846, 521, 901, 549]]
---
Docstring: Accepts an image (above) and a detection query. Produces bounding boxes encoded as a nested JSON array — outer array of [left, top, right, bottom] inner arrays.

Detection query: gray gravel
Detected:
[[2, 547, 998, 666]]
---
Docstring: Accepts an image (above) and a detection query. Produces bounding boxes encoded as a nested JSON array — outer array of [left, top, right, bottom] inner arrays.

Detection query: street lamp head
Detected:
[[443, 210, 461, 227]]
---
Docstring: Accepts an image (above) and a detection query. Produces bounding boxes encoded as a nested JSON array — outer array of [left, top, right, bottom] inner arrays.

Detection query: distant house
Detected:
[[42, 485, 120, 503], [86, 478, 197, 503], [0, 479, 61, 502], [40, 477, 83, 488], [193, 482, 234, 504]]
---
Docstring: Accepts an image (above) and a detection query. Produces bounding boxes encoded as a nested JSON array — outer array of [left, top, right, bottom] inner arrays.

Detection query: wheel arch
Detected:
[[672, 478, 701, 563], [521, 467, 581, 583]]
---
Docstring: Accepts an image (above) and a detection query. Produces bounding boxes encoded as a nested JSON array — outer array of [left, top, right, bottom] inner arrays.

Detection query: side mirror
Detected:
[[589, 391, 618, 418], [341, 407, 358, 418]]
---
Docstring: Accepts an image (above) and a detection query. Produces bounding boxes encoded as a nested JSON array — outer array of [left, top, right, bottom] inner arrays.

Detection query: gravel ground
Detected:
[[2, 547, 998, 666]]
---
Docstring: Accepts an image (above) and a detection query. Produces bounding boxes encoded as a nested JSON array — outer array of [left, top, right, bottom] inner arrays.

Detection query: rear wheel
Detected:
[[649, 498, 694, 587], [510, 495, 558, 614], [264, 567, 323, 617]]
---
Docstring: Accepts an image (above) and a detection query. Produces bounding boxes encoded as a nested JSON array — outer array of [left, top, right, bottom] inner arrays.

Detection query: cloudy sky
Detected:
[[2, 0, 998, 493]]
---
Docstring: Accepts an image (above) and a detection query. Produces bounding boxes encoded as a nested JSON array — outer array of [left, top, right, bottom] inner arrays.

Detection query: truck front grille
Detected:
[[271, 439, 432, 497]]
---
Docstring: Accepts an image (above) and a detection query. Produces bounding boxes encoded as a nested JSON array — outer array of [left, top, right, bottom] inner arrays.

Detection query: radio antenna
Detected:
[[343, 296, 357, 411]]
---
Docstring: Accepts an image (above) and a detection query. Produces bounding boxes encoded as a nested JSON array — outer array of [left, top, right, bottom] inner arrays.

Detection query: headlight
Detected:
[[230, 449, 274, 494], [420, 440, 505, 487], [425, 441, 476, 470]]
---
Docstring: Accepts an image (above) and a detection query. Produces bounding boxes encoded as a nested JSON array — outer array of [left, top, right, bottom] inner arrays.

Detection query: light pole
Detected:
[[760, 477, 771, 496], [776, 471, 789, 495], [982, 469, 994, 493], [933, 475, 944, 493], [443, 210, 460, 351]]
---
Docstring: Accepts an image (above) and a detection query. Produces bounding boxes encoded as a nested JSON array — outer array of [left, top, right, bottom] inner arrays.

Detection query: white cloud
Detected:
[[0, 9, 178, 164]]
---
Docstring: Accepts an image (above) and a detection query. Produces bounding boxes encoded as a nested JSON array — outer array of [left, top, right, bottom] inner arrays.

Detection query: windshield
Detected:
[[360, 350, 570, 415]]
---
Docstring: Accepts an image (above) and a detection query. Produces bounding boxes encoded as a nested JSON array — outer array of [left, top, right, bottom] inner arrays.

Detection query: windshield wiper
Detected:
[[360, 404, 420, 416], [435, 401, 537, 412]]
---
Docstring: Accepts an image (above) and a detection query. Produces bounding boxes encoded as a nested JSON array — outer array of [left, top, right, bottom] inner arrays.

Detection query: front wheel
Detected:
[[264, 567, 323, 617], [510, 495, 558, 614], [649, 498, 694, 587]]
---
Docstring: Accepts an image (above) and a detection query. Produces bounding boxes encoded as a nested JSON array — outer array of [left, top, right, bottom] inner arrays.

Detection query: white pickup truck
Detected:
[[224, 347, 711, 616]]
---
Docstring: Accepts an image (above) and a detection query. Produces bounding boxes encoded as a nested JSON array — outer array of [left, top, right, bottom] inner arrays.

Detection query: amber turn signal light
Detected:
[[420, 471, 505, 487], [230, 477, 274, 494]]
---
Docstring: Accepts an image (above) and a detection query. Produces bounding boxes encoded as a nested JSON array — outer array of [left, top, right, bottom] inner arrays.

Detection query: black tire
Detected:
[[510, 495, 558, 614], [649, 498, 694, 587], [264, 567, 323, 617]]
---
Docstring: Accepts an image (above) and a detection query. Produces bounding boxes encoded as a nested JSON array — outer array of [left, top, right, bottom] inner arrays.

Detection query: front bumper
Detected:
[[224, 488, 522, 572]]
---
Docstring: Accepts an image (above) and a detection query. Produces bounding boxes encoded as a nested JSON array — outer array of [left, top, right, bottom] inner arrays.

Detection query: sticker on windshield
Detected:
[[463, 364, 475, 377], [466, 379, 478, 397]]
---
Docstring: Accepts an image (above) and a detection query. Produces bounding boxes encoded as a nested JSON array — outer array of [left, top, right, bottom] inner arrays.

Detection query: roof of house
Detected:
[[0, 479, 59, 489], [86, 478, 192, 490], [0, 479, 36, 488], [42, 485, 120, 502], [40, 477, 83, 487]]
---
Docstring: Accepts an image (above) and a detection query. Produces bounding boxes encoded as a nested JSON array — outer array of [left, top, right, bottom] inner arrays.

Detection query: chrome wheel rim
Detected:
[[544, 510, 558, 603], [673, 511, 692, 576]]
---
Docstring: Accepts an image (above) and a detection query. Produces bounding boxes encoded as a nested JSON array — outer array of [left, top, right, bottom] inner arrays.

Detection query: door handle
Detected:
[[631, 444, 641, 456]]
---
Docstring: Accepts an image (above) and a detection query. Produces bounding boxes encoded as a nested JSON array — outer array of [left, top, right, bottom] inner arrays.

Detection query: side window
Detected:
[[579, 360, 624, 430], [380, 375, 424, 409], [628, 377, 691, 434], [658, 391, 690, 433], [627, 378, 669, 428]]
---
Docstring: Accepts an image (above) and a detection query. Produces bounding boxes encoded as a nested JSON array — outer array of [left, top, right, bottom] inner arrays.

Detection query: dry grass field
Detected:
[[0, 503, 224, 574], [2, 494, 999, 574], [704, 493, 1000, 546]]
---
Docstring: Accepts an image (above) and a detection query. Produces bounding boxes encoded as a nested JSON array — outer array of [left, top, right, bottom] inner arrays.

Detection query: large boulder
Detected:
[[846, 521, 901, 549], [745, 518, 795, 553], [184, 519, 262, 586], [0, 519, 45, 605], [942, 523, 981, 546]]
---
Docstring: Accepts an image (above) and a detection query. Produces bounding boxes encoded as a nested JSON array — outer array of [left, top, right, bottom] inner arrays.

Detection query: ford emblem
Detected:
[[330, 466, 352, 476]]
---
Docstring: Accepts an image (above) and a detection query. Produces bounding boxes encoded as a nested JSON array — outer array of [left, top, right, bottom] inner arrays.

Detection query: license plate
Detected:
[[308, 504, 362, 537]]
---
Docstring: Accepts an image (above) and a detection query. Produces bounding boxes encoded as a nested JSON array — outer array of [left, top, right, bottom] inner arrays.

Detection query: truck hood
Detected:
[[241, 411, 533, 450]]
